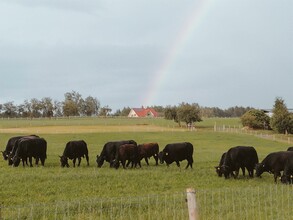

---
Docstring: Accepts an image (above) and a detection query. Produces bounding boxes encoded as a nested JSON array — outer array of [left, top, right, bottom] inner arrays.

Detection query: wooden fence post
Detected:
[[186, 188, 198, 220]]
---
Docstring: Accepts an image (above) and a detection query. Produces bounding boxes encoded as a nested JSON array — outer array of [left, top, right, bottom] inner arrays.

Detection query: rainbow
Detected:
[[142, 0, 214, 106]]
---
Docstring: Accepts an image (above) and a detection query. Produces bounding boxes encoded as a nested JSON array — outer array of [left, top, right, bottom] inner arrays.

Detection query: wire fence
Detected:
[[214, 125, 293, 145], [0, 185, 292, 220]]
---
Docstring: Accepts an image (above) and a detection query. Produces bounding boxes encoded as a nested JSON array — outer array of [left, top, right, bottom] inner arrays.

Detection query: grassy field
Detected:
[[0, 117, 292, 219]]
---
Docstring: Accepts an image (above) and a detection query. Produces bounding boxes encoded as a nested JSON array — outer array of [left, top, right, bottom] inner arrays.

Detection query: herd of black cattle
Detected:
[[1, 135, 293, 184]]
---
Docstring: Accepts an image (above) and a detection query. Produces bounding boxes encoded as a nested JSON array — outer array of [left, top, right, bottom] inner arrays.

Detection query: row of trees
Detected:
[[1, 92, 291, 134], [0, 91, 253, 118], [241, 98, 293, 134], [0, 91, 101, 118]]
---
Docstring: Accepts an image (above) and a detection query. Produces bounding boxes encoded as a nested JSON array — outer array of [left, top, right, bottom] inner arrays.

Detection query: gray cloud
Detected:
[[0, 0, 292, 111]]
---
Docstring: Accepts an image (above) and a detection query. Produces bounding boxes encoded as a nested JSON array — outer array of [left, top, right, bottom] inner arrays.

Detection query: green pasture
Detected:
[[0, 117, 292, 219]]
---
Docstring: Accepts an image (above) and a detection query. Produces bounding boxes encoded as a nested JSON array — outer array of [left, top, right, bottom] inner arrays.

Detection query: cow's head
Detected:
[[158, 151, 165, 164], [7, 154, 14, 166], [12, 156, 21, 167], [1, 151, 8, 160], [96, 155, 104, 168], [215, 166, 223, 177], [220, 165, 231, 179], [59, 156, 69, 167], [255, 163, 265, 177]]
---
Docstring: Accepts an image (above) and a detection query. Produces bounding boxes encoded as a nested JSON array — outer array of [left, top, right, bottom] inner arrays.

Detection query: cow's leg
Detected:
[[29, 157, 33, 167], [126, 160, 131, 167], [122, 160, 126, 169], [73, 158, 76, 167], [176, 161, 180, 167], [85, 154, 89, 166], [234, 169, 240, 179], [22, 158, 26, 167], [185, 160, 192, 169], [274, 171, 281, 183], [154, 155, 158, 166], [35, 157, 39, 166], [241, 167, 245, 176], [145, 157, 149, 166], [41, 157, 45, 166], [77, 158, 81, 166]]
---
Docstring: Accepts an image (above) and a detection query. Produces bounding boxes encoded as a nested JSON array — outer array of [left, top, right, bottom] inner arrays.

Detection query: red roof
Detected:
[[131, 107, 159, 117]]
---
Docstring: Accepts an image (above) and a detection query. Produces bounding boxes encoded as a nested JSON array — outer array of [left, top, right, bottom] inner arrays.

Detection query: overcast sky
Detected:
[[0, 0, 292, 111]]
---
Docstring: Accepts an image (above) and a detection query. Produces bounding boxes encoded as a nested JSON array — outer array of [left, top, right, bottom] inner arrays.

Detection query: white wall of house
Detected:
[[128, 109, 138, 117]]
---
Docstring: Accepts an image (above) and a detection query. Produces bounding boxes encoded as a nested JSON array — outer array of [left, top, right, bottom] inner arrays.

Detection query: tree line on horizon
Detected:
[[0, 91, 292, 134], [0, 91, 253, 118]]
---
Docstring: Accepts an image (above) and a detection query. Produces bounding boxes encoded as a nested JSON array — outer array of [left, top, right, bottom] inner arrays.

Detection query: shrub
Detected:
[[241, 109, 270, 129]]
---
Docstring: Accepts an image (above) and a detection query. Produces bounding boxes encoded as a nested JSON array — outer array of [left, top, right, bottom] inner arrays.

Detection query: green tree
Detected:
[[176, 102, 202, 127], [99, 105, 112, 116], [164, 105, 178, 122], [30, 98, 42, 118], [2, 102, 17, 117], [81, 96, 100, 116], [270, 97, 293, 134], [241, 109, 270, 129], [62, 91, 83, 116], [41, 97, 54, 118]]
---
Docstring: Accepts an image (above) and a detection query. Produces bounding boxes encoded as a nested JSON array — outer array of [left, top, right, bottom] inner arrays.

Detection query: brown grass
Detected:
[[0, 125, 180, 134]]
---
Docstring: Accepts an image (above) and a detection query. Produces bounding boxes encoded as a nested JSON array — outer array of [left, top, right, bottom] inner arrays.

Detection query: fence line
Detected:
[[214, 125, 293, 145], [0, 185, 292, 220]]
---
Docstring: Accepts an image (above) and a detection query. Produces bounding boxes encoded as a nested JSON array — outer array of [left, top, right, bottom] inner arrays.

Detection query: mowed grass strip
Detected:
[[0, 125, 180, 134]]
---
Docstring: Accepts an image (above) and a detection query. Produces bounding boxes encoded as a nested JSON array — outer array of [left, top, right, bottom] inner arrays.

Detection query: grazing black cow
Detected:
[[137, 143, 159, 166], [255, 151, 293, 183], [280, 157, 293, 184], [112, 143, 139, 169], [59, 140, 89, 167], [96, 140, 137, 167], [287, 146, 293, 151], [215, 152, 246, 177], [220, 146, 259, 179], [8, 135, 39, 166], [215, 152, 227, 177], [158, 142, 193, 169], [1, 135, 39, 161], [12, 137, 47, 167]]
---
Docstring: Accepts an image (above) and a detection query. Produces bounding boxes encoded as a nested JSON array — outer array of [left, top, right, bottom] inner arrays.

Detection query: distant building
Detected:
[[261, 109, 293, 117], [128, 107, 159, 118]]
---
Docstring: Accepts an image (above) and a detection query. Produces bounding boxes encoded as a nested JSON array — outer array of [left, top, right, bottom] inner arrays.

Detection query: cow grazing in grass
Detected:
[[137, 142, 159, 166], [280, 157, 293, 184], [1, 135, 39, 162], [12, 137, 47, 167], [158, 142, 193, 169], [96, 140, 137, 167], [112, 143, 139, 169], [59, 140, 89, 167], [8, 135, 40, 166], [215, 152, 227, 177], [220, 146, 258, 179], [255, 151, 293, 183]]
